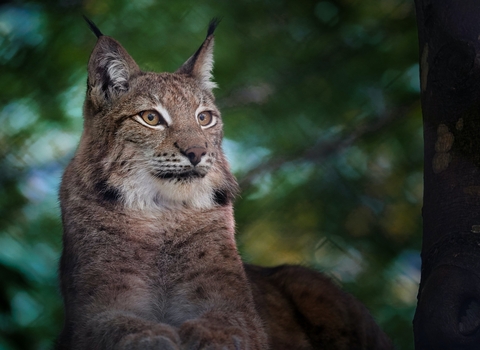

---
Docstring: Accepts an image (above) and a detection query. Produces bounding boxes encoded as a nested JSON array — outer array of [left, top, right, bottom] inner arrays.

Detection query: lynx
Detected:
[[57, 17, 393, 350]]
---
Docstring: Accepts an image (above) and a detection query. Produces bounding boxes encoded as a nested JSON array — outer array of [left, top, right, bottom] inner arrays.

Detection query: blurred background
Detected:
[[0, 0, 421, 349]]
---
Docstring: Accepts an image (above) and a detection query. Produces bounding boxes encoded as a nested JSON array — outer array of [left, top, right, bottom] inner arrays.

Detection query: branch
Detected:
[[238, 102, 418, 190]]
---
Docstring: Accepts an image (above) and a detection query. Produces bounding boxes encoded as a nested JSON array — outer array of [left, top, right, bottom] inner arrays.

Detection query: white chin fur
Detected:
[[118, 170, 215, 211]]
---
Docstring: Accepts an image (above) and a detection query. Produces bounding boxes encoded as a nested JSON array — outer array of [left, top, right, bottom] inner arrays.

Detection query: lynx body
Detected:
[[58, 19, 266, 350], [58, 18, 393, 350]]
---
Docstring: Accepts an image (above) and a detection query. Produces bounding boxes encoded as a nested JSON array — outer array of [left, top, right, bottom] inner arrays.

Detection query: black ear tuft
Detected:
[[207, 18, 221, 38], [83, 15, 103, 38], [175, 18, 221, 90]]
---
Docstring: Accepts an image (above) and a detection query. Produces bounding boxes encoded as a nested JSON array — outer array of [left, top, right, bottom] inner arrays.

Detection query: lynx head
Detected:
[[76, 18, 238, 211]]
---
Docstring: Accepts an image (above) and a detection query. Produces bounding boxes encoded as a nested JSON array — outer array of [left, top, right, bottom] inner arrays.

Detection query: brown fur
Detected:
[[57, 19, 393, 350], [58, 20, 265, 350], [245, 264, 393, 349]]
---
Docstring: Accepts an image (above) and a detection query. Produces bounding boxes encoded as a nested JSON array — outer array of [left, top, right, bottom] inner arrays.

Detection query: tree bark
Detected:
[[414, 1, 480, 349]]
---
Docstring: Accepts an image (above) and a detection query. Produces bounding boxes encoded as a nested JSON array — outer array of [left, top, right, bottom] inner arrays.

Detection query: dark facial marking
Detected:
[[213, 189, 229, 206], [94, 180, 121, 203]]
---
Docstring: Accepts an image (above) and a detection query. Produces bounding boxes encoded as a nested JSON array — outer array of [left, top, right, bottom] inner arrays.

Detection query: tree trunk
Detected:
[[414, 1, 480, 349]]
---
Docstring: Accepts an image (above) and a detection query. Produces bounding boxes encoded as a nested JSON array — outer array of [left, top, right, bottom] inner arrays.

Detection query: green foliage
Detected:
[[0, 0, 420, 349]]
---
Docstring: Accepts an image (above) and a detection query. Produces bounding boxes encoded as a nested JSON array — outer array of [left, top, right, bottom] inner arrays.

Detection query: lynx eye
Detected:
[[140, 110, 163, 126], [197, 111, 215, 128], [133, 109, 167, 130]]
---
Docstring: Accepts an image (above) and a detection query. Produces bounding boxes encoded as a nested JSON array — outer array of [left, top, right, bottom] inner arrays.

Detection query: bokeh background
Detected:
[[0, 0, 421, 349]]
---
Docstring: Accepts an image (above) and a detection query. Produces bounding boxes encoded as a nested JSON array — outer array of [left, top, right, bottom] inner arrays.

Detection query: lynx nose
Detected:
[[185, 146, 207, 166]]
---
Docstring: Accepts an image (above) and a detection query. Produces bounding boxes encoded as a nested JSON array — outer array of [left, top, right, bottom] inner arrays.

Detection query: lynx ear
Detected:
[[85, 18, 140, 107], [176, 18, 220, 90]]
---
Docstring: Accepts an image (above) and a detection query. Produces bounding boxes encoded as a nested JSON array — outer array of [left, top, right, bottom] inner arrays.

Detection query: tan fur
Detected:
[[58, 19, 392, 350]]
